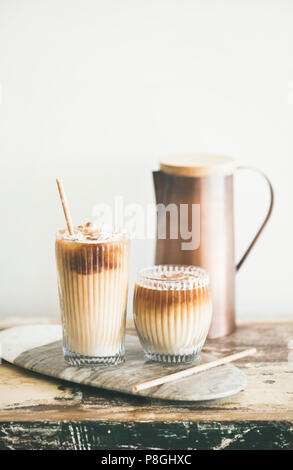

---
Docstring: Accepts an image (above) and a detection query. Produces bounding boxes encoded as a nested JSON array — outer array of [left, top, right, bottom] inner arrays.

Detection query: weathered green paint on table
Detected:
[[0, 319, 293, 450]]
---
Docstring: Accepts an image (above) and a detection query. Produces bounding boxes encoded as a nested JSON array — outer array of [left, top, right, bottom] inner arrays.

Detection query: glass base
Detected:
[[63, 347, 124, 366], [144, 351, 201, 364]]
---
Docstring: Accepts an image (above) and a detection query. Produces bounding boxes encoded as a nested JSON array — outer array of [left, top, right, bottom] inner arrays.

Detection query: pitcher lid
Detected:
[[159, 154, 236, 177]]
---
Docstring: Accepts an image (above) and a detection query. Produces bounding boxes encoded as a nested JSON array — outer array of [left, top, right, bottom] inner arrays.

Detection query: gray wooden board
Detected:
[[0, 325, 246, 401]]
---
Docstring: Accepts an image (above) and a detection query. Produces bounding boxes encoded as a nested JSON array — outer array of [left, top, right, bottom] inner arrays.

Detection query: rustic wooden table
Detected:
[[0, 317, 292, 450]]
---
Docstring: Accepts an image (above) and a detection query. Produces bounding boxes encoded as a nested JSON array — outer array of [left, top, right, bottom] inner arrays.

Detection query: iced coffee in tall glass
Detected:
[[55, 222, 130, 365]]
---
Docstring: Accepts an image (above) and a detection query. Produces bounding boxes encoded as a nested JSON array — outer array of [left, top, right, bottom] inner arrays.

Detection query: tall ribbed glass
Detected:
[[55, 231, 130, 365], [133, 265, 212, 363]]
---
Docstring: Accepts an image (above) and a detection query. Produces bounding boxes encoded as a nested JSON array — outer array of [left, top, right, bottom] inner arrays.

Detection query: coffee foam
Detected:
[[57, 222, 129, 244], [136, 265, 210, 291]]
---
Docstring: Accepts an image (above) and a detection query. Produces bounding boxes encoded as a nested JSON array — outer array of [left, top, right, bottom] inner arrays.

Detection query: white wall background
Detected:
[[0, 0, 292, 319]]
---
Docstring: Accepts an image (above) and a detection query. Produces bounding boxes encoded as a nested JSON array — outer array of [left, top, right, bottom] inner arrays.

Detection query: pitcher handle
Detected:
[[236, 166, 274, 271]]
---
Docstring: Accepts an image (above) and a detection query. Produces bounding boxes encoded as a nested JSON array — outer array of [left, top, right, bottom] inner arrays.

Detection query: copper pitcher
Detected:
[[153, 155, 274, 338]]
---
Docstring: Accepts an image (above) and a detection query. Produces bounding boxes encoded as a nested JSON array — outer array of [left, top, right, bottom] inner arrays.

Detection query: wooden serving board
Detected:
[[0, 325, 246, 401]]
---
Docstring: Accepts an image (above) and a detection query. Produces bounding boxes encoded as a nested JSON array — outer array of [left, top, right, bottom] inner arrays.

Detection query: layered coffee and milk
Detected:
[[133, 265, 212, 363], [55, 222, 130, 365]]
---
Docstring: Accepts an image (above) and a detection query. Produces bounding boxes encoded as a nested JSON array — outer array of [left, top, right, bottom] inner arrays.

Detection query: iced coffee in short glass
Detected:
[[55, 222, 130, 365], [133, 265, 212, 363]]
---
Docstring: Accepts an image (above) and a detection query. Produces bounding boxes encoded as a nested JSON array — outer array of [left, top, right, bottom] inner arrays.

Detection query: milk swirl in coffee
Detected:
[[133, 265, 212, 363], [55, 222, 130, 365]]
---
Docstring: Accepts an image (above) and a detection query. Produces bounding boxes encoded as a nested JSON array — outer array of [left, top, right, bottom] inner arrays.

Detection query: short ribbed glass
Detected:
[[55, 231, 130, 366], [133, 265, 212, 363]]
